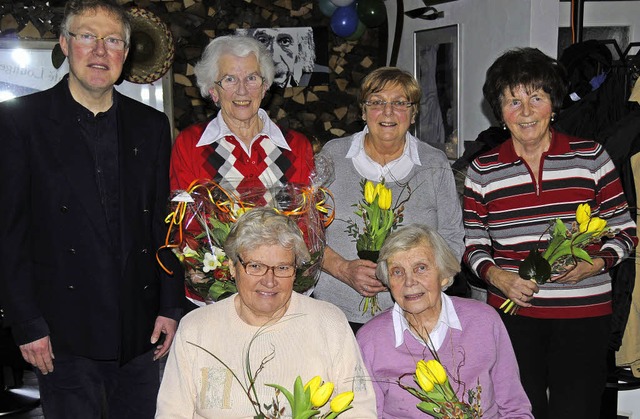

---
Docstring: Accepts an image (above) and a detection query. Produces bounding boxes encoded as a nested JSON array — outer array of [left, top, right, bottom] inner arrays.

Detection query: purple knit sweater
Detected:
[[356, 297, 532, 418]]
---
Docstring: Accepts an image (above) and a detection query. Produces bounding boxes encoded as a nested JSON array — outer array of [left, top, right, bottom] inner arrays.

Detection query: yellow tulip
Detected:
[[424, 359, 448, 385], [375, 181, 385, 195], [304, 376, 322, 395], [579, 216, 607, 234], [416, 361, 435, 392], [377, 187, 392, 210], [330, 391, 354, 413], [311, 382, 334, 408], [575, 203, 591, 225], [364, 181, 376, 204]]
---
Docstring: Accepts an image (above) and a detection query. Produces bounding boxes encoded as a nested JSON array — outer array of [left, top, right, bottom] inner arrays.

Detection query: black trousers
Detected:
[[36, 349, 160, 419], [500, 313, 610, 419]]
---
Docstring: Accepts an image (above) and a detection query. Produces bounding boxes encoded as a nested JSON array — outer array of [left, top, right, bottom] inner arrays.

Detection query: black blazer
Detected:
[[0, 78, 184, 363]]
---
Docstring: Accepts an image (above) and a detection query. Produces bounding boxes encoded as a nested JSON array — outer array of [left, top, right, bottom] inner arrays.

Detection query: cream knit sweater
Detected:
[[156, 292, 377, 418]]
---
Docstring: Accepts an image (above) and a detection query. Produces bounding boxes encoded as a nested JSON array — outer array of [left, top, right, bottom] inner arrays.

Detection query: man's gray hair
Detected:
[[224, 207, 310, 266], [193, 35, 276, 98], [375, 224, 460, 290]]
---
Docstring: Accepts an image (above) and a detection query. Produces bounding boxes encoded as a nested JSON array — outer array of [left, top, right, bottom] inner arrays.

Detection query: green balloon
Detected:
[[357, 0, 387, 28], [345, 20, 366, 41]]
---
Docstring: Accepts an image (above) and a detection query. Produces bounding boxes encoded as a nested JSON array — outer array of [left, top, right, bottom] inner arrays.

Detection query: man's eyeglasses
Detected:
[[364, 100, 415, 111], [237, 256, 296, 278], [214, 74, 265, 91], [68, 32, 127, 51]]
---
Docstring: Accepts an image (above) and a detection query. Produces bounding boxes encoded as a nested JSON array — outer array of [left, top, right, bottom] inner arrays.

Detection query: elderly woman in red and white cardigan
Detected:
[[169, 34, 314, 308]]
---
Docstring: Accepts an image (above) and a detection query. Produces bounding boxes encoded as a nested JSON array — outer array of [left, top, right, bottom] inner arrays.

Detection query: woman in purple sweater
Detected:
[[356, 224, 532, 418]]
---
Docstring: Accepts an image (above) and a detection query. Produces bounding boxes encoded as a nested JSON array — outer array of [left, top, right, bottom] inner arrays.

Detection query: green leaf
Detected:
[[296, 409, 321, 419], [293, 376, 310, 415], [572, 247, 593, 264], [416, 401, 441, 415], [545, 240, 572, 265], [208, 281, 237, 301]]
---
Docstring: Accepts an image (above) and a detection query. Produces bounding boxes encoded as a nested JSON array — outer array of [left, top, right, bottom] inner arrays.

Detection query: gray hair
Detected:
[[376, 224, 460, 291], [60, 0, 131, 45], [193, 35, 276, 98], [224, 207, 310, 266]]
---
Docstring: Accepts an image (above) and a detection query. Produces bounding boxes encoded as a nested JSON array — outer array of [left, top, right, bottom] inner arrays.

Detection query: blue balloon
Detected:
[[318, 0, 338, 16], [345, 20, 366, 41], [330, 5, 359, 38]]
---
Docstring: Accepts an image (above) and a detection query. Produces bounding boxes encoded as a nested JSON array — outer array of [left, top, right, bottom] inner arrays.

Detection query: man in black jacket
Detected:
[[0, 1, 183, 417]]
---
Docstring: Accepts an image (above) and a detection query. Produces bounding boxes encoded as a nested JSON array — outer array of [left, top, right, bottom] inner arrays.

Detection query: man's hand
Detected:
[[151, 316, 178, 361], [20, 336, 54, 375]]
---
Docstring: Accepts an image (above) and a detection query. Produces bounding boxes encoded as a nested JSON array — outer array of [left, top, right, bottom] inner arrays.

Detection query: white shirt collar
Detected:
[[195, 108, 291, 153], [392, 293, 462, 351], [345, 127, 422, 181]]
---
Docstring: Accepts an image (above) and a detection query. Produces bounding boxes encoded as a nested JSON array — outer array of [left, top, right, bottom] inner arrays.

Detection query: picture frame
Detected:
[[0, 38, 174, 134], [413, 24, 459, 159]]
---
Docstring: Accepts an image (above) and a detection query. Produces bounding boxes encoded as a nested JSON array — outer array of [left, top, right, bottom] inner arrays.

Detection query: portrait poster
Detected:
[[236, 27, 329, 88]]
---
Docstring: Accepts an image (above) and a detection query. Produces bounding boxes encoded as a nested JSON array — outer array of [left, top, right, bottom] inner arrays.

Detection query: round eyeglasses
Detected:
[[68, 32, 127, 51], [214, 74, 265, 91], [237, 256, 296, 278], [364, 100, 415, 111]]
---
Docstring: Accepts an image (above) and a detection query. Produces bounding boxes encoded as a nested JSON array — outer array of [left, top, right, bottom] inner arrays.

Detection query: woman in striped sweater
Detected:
[[463, 48, 637, 419]]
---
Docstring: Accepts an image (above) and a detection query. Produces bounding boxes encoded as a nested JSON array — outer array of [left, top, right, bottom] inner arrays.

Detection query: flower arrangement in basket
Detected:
[[157, 162, 335, 303], [346, 178, 407, 315], [501, 203, 615, 315]]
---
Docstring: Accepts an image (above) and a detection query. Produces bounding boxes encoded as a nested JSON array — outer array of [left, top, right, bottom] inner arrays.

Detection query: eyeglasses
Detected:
[[364, 100, 415, 111], [237, 256, 296, 278], [214, 74, 265, 91], [68, 32, 127, 51]]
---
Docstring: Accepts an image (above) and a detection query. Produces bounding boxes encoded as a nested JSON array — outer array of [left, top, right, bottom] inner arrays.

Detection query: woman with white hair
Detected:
[[169, 34, 314, 307], [156, 208, 377, 418], [356, 224, 532, 418]]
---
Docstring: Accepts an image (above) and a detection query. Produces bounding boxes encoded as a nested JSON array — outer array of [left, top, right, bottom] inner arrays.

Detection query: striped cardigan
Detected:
[[463, 130, 637, 319]]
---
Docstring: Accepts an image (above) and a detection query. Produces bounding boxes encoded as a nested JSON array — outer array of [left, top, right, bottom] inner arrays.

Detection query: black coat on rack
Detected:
[[554, 38, 640, 351]]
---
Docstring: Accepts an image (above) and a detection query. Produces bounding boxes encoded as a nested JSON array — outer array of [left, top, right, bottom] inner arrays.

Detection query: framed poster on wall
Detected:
[[0, 39, 174, 134], [413, 24, 459, 159]]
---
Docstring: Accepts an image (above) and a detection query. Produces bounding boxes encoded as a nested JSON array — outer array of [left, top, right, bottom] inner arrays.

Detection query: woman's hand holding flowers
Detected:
[[551, 257, 605, 285], [323, 247, 386, 298], [488, 266, 538, 308]]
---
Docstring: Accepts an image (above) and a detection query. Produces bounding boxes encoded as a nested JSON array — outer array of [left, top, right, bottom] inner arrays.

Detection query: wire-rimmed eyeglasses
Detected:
[[67, 32, 127, 51], [214, 74, 265, 91], [364, 100, 415, 111]]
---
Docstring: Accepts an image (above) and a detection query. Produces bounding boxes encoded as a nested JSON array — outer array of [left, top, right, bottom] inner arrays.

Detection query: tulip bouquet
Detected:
[[266, 375, 354, 419], [501, 203, 615, 314], [399, 359, 482, 418], [346, 178, 406, 315]]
